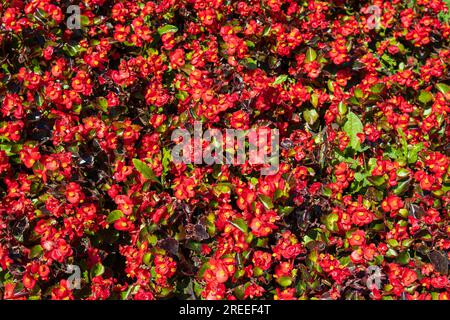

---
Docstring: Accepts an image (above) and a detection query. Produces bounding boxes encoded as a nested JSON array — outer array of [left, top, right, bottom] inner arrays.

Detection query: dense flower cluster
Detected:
[[0, 0, 449, 300]]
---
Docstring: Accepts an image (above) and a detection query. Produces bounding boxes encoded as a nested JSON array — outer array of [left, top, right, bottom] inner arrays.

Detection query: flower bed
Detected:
[[0, 0, 449, 300]]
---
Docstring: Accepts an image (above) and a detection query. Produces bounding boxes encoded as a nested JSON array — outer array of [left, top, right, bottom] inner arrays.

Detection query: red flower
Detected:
[[22, 273, 36, 290], [348, 230, 366, 247], [114, 195, 134, 215], [381, 195, 404, 216], [401, 269, 418, 287], [203, 258, 229, 284], [114, 217, 134, 231], [252, 251, 272, 270], [51, 280, 74, 300], [170, 49, 185, 69], [273, 231, 305, 260], [351, 208, 374, 226], [230, 110, 250, 130], [19, 145, 41, 168], [244, 284, 265, 299], [274, 288, 296, 300], [65, 182, 85, 205]]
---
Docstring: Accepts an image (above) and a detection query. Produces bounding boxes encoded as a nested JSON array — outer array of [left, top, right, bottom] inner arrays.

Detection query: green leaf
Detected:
[[303, 108, 319, 125], [381, 54, 396, 66], [255, 238, 268, 248], [367, 175, 386, 187], [354, 172, 369, 182], [143, 252, 152, 266], [90, 263, 105, 278], [333, 150, 360, 168], [370, 83, 385, 94], [63, 43, 81, 57], [387, 239, 399, 247], [310, 94, 319, 108], [157, 25, 178, 35], [396, 168, 410, 179], [132, 159, 159, 183], [402, 239, 414, 247], [408, 143, 424, 164], [303, 234, 315, 246], [393, 179, 411, 195], [175, 90, 189, 101], [35, 93, 44, 107], [180, 64, 194, 75], [106, 210, 123, 223], [305, 48, 317, 62], [418, 90, 433, 104], [245, 40, 255, 48], [161, 148, 172, 181], [29, 245, 43, 259], [279, 206, 294, 216], [397, 128, 408, 157], [80, 15, 90, 27], [339, 256, 351, 267], [348, 96, 359, 105], [243, 57, 257, 70], [213, 183, 232, 196], [343, 111, 363, 151], [322, 187, 332, 197], [396, 251, 410, 265], [385, 145, 403, 160], [277, 276, 293, 287], [371, 223, 385, 232], [258, 194, 274, 209], [197, 263, 210, 278], [354, 88, 363, 99], [436, 83, 450, 95], [139, 225, 158, 244], [273, 74, 288, 85], [338, 101, 347, 115], [324, 213, 339, 232], [98, 97, 108, 112], [233, 285, 245, 299], [230, 218, 248, 233], [327, 79, 335, 92]]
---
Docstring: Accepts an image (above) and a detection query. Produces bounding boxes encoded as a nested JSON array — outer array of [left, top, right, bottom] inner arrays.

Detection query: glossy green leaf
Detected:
[[29, 245, 43, 259], [258, 194, 274, 209], [132, 159, 159, 183], [303, 108, 319, 125], [230, 218, 248, 233], [436, 83, 450, 95], [418, 90, 433, 104], [157, 25, 178, 35], [305, 48, 317, 62], [343, 111, 364, 151], [106, 210, 123, 223], [273, 74, 288, 85], [90, 263, 105, 278]]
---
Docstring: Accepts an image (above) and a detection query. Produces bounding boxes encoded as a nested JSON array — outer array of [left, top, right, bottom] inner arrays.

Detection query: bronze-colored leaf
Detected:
[[158, 238, 179, 256], [428, 250, 448, 275], [185, 223, 209, 241], [408, 203, 425, 219], [305, 240, 326, 251]]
